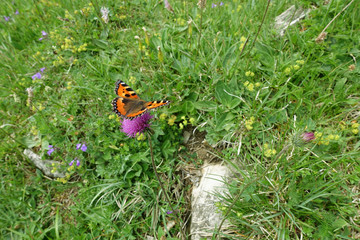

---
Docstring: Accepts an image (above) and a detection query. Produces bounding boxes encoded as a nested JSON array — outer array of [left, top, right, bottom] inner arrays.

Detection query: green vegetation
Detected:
[[1, 0, 359, 239]]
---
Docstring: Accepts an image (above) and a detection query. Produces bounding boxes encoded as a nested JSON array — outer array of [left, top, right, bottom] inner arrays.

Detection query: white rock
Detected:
[[191, 164, 233, 239], [274, 5, 311, 36]]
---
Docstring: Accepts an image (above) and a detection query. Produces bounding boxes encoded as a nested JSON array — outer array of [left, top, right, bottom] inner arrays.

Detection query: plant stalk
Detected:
[[147, 132, 186, 239]]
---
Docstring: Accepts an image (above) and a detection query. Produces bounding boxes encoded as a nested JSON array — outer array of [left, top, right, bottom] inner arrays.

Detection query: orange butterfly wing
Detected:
[[114, 80, 139, 99], [112, 80, 170, 119], [146, 100, 170, 110]]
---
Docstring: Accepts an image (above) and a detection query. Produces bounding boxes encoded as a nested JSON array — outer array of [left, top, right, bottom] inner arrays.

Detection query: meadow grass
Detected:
[[0, 0, 359, 239]]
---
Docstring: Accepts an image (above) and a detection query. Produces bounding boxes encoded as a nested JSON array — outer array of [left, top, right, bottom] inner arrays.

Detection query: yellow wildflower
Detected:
[[160, 113, 167, 120], [247, 83, 254, 92], [293, 65, 300, 70], [284, 67, 291, 75], [168, 115, 176, 126]]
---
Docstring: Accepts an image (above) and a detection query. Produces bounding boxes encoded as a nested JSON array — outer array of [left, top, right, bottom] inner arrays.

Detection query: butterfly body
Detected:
[[112, 80, 170, 119]]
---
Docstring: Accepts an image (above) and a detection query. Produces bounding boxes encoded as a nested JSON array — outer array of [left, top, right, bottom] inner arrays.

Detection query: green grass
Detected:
[[1, 0, 359, 239]]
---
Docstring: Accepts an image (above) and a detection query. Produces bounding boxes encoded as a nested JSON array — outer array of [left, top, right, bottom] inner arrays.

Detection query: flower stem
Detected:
[[147, 132, 186, 239], [212, 144, 291, 239]]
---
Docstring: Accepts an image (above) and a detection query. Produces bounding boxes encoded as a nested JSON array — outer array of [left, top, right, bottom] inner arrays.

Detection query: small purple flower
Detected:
[[69, 160, 74, 166], [76, 143, 87, 152], [47, 145, 55, 156], [39, 31, 47, 41], [40, 67, 46, 72], [76, 143, 81, 150], [15, 10, 19, 15], [166, 210, 173, 214], [76, 159, 81, 166], [211, 3, 217, 8], [4, 16, 10, 21], [219, 2, 224, 6], [80, 143, 87, 152], [301, 132, 315, 142], [120, 112, 153, 138], [32, 72, 42, 80]]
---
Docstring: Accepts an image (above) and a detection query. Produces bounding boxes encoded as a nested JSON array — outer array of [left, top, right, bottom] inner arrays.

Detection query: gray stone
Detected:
[[190, 164, 234, 239], [274, 5, 311, 36]]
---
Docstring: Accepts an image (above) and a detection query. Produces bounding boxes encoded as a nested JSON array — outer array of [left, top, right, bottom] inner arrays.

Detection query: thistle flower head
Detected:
[[120, 112, 153, 138], [301, 132, 315, 142]]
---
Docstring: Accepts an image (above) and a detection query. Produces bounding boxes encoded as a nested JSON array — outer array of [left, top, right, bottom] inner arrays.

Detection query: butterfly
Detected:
[[112, 80, 170, 119]]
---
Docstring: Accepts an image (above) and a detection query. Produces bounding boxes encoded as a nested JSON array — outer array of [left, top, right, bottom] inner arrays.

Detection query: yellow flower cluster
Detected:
[[264, 144, 276, 157], [351, 122, 359, 134], [168, 115, 177, 126], [245, 71, 255, 77], [154, 33, 162, 40], [129, 76, 136, 85], [61, 37, 75, 51], [231, 4, 242, 13], [108, 114, 115, 120], [176, 18, 186, 26], [51, 162, 59, 174], [284, 60, 305, 75], [239, 36, 247, 50], [77, 43, 88, 52], [116, 14, 127, 20], [66, 81, 72, 90], [339, 121, 359, 134], [245, 116, 255, 130], [30, 126, 39, 136], [32, 103, 45, 111], [39, 0, 59, 7], [53, 56, 65, 66], [314, 132, 340, 145], [32, 51, 41, 59], [50, 30, 62, 43], [80, 3, 93, 17], [179, 116, 189, 130], [57, 178, 67, 184], [136, 133, 146, 141], [244, 81, 261, 92], [65, 10, 73, 20]]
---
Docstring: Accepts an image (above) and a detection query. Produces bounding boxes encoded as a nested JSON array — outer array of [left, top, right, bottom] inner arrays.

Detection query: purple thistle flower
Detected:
[[80, 143, 87, 152], [120, 112, 153, 138], [76, 159, 81, 166], [15, 10, 19, 15], [69, 160, 74, 166], [40, 67, 46, 72], [211, 3, 217, 8], [32, 72, 42, 80], [47, 145, 55, 156], [301, 132, 315, 142], [4, 16, 10, 21]]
